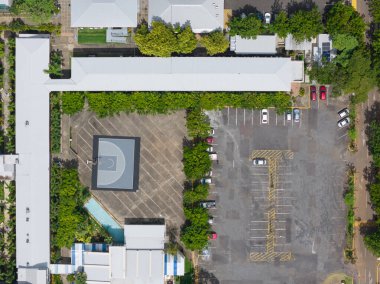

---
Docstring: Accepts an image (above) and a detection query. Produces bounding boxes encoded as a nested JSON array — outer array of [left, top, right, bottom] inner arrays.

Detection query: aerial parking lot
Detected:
[[202, 98, 352, 283]]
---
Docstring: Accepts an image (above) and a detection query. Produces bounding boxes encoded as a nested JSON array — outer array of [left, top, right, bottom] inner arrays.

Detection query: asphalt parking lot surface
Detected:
[[70, 110, 186, 228], [202, 98, 352, 284]]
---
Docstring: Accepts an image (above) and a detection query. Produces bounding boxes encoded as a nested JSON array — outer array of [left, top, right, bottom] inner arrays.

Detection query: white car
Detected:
[[209, 153, 218, 160], [201, 178, 212, 184], [261, 109, 268, 124], [206, 146, 214, 152], [338, 117, 350, 128], [264, 12, 271, 24], [338, 108, 349, 118], [252, 158, 267, 166]]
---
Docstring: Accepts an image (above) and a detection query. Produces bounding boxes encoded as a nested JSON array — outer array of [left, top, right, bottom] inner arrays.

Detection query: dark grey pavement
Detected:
[[201, 97, 354, 283]]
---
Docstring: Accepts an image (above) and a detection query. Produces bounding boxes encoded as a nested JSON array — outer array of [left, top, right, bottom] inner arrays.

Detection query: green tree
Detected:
[[12, 0, 58, 24], [271, 11, 289, 39], [62, 92, 85, 115], [184, 207, 209, 224], [66, 274, 75, 282], [134, 22, 178, 57], [228, 15, 262, 39], [326, 1, 366, 41], [44, 50, 63, 78], [183, 184, 209, 205], [75, 272, 87, 284], [288, 8, 323, 42], [369, 0, 380, 23], [183, 142, 212, 180], [186, 108, 211, 138], [364, 228, 380, 256], [200, 31, 229, 56], [181, 223, 209, 251], [333, 34, 359, 51], [177, 26, 197, 54]]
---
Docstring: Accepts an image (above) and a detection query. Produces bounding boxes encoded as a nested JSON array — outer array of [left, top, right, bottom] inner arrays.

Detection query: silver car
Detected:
[[338, 117, 350, 128], [338, 108, 349, 118], [293, 108, 300, 122]]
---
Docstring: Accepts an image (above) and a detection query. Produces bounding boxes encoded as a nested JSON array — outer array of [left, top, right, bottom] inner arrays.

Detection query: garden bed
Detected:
[[78, 28, 107, 44]]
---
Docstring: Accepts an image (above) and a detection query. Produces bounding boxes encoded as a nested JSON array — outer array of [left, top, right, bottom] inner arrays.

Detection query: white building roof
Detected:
[[126, 250, 164, 284], [230, 35, 277, 54], [148, 0, 224, 33], [285, 34, 313, 51], [48, 57, 303, 92], [124, 224, 165, 249], [71, 0, 138, 28], [15, 35, 51, 276]]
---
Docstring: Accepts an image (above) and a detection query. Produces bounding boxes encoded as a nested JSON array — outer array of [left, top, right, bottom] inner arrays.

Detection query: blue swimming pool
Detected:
[[84, 198, 124, 244]]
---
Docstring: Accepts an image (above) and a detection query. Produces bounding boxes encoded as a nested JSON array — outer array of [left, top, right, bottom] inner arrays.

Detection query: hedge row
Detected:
[[61, 91, 292, 117], [0, 19, 60, 34]]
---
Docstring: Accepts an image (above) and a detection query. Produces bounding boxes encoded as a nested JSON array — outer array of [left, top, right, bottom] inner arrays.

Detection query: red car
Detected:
[[310, 86, 317, 101], [209, 232, 218, 240], [205, 137, 214, 144], [319, 86, 327, 100]]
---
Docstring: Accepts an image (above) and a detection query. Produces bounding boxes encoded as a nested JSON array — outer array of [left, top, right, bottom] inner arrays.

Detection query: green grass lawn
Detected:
[[78, 28, 106, 44]]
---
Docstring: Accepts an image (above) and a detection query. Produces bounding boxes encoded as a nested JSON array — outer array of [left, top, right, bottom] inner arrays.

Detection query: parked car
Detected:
[[205, 136, 214, 144], [319, 85, 327, 100], [206, 146, 214, 152], [205, 170, 213, 177], [286, 110, 292, 121], [200, 246, 211, 259], [209, 153, 218, 161], [310, 85, 317, 101], [261, 109, 268, 124], [252, 158, 267, 166], [209, 232, 218, 240], [208, 216, 214, 224], [264, 12, 271, 24], [201, 178, 212, 184], [338, 117, 350, 128], [200, 200, 216, 208], [209, 128, 215, 135], [293, 108, 300, 122], [338, 108, 349, 118]]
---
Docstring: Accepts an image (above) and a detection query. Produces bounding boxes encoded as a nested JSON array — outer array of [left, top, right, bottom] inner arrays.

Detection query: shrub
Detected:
[[183, 142, 212, 181], [62, 92, 85, 115], [183, 184, 209, 205], [200, 31, 229, 56]]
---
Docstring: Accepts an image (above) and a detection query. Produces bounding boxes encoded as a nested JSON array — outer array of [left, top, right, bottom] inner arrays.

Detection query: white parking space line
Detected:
[[259, 110, 262, 125], [227, 107, 230, 125], [283, 113, 286, 126], [236, 108, 238, 126], [243, 109, 246, 126], [251, 109, 254, 125], [276, 113, 278, 125], [338, 133, 348, 140], [299, 110, 302, 128]]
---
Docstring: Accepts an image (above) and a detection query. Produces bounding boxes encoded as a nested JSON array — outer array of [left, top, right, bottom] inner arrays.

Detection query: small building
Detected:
[[148, 0, 224, 33], [92, 136, 140, 191], [71, 0, 138, 28], [230, 35, 277, 55], [285, 34, 313, 52], [313, 34, 336, 64], [50, 221, 185, 283]]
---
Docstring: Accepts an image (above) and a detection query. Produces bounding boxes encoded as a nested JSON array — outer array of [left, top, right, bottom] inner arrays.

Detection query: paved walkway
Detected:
[[353, 90, 380, 284]]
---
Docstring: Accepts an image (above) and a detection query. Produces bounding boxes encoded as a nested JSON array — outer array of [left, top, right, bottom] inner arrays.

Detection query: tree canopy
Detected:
[[177, 26, 197, 54], [370, 0, 380, 23], [326, 2, 366, 41], [134, 22, 178, 57], [288, 8, 323, 42], [11, 0, 58, 24], [364, 229, 380, 257], [183, 142, 212, 181], [200, 31, 229, 56], [271, 11, 289, 39], [228, 15, 263, 39]]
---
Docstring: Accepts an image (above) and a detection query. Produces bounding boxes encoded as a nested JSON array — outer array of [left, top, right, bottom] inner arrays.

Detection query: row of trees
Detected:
[[0, 19, 60, 34], [0, 182, 17, 283], [180, 108, 212, 251], [60, 91, 291, 117], [50, 161, 111, 263], [51, 93, 61, 153], [370, 0, 380, 89], [134, 22, 229, 56], [363, 120, 380, 255]]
